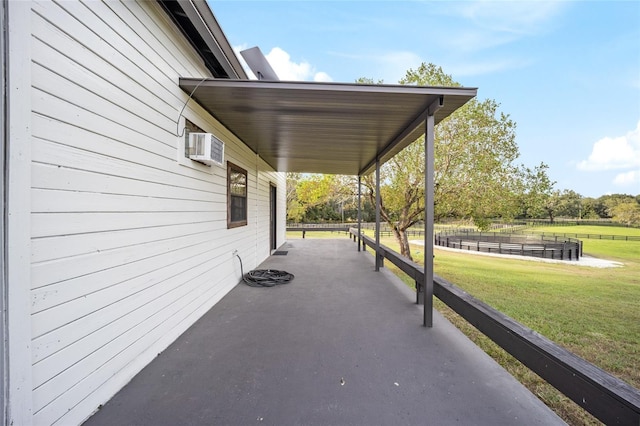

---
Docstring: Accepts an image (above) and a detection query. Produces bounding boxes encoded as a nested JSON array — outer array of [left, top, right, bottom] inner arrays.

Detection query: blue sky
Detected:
[[210, 1, 639, 198]]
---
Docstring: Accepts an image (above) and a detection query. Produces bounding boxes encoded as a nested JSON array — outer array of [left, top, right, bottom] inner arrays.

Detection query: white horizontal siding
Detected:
[[29, 1, 285, 425], [32, 162, 214, 204]]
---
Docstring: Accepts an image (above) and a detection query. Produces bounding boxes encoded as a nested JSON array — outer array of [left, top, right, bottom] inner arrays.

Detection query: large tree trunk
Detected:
[[393, 226, 413, 261], [363, 176, 416, 261], [547, 209, 555, 223]]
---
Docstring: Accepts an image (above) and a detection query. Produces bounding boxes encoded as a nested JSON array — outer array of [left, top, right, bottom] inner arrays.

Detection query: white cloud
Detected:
[[577, 121, 640, 171], [613, 170, 640, 187], [265, 47, 333, 82], [313, 72, 333, 83], [232, 45, 332, 82]]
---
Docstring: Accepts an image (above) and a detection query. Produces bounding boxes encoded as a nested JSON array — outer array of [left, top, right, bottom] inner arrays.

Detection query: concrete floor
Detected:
[[85, 238, 564, 426]]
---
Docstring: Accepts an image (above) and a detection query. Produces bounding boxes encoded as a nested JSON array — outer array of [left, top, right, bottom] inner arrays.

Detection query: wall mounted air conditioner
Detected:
[[188, 132, 224, 166]]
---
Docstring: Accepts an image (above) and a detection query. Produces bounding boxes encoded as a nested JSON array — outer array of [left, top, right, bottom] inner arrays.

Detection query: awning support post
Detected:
[[357, 175, 362, 252], [423, 98, 440, 327], [375, 158, 381, 271]]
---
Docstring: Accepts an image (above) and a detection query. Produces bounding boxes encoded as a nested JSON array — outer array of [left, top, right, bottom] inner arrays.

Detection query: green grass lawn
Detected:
[[355, 226, 639, 425]]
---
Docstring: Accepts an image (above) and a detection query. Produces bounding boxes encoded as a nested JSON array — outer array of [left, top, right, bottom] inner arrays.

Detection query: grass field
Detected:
[[289, 226, 640, 425]]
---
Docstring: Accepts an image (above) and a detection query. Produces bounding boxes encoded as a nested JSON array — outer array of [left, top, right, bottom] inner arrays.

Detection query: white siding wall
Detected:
[[29, 1, 286, 424]]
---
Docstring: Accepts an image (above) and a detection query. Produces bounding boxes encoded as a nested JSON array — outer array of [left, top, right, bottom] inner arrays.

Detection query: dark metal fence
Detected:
[[349, 229, 640, 425], [435, 231, 582, 261]]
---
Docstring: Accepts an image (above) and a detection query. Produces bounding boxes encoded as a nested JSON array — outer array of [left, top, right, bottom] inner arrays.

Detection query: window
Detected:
[[227, 162, 248, 228]]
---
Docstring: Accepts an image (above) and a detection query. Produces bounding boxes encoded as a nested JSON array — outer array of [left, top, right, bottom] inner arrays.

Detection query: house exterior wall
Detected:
[[14, 1, 286, 425]]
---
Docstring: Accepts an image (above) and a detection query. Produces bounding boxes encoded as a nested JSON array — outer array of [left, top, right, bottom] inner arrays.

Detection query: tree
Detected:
[[362, 142, 425, 258], [591, 197, 609, 218], [543, 190, 563, 223], [516, 163, 556, 220], [531, 189, 582, 222], [286, 173, 305, 222], [287, 173, 358, 223], [580, 197, 601, 219], [360, 63, 522, 260], [600, 194, 637, 218], [554, 190, 582, 219], [611, 202, 640, 226]]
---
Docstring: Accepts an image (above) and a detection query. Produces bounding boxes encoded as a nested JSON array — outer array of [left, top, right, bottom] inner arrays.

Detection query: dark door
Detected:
[[270, 184, 277, 251]]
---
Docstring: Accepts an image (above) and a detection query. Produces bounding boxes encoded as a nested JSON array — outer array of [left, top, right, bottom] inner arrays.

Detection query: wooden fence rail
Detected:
[[349, 228, 640, 425]]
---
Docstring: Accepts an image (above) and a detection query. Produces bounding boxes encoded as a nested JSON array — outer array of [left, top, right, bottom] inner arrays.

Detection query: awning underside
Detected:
[[179, 78, 477, 176]]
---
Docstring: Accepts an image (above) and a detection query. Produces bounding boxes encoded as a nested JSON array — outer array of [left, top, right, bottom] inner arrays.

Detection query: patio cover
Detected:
[[178, 78, 477, 176]]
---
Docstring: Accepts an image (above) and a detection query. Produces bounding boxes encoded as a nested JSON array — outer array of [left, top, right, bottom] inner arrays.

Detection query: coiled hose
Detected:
[[235, 254, 294, 287]]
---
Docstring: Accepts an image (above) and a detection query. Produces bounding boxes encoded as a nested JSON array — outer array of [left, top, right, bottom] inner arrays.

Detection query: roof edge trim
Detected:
[[179, 78, 478, 98], [162, 0, 247, 79], [188, 0, 247, 79]]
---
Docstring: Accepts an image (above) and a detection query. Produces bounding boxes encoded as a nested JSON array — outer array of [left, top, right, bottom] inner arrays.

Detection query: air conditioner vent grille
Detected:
[[188, 133, 224, 166]]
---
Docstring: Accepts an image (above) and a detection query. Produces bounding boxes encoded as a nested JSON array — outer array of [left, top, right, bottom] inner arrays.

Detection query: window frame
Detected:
[[227, 161, 248, 228]]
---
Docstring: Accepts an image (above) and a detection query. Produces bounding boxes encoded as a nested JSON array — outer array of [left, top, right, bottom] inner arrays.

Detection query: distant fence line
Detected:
[[287, 222, 640, 242]]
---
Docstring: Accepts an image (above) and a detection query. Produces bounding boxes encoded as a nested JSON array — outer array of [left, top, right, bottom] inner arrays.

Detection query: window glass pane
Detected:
[[227, 162, 248, 228], [230, 171, 246, 196], [230, 195, 246, 222]]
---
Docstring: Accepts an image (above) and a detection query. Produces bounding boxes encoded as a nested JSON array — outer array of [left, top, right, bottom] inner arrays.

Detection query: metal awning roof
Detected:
[[179, 78, 477, 175]]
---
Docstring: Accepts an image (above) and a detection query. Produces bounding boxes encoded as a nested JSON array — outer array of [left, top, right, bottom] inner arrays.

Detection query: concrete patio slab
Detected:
[[84, 238, 564, 426]]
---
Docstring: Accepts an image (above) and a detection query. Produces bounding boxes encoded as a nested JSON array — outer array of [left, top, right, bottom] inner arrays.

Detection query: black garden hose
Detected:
[[235, 254, 294, 287]]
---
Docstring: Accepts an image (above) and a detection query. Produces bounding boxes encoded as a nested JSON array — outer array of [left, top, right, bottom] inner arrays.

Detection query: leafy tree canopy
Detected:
[[361, 63, 529, 259]]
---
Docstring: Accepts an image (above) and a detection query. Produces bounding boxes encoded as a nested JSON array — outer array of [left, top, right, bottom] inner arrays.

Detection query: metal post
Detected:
[[424, 113, 435, 327], [357, 175, 362, 252], [375, 158, 381, 271]]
